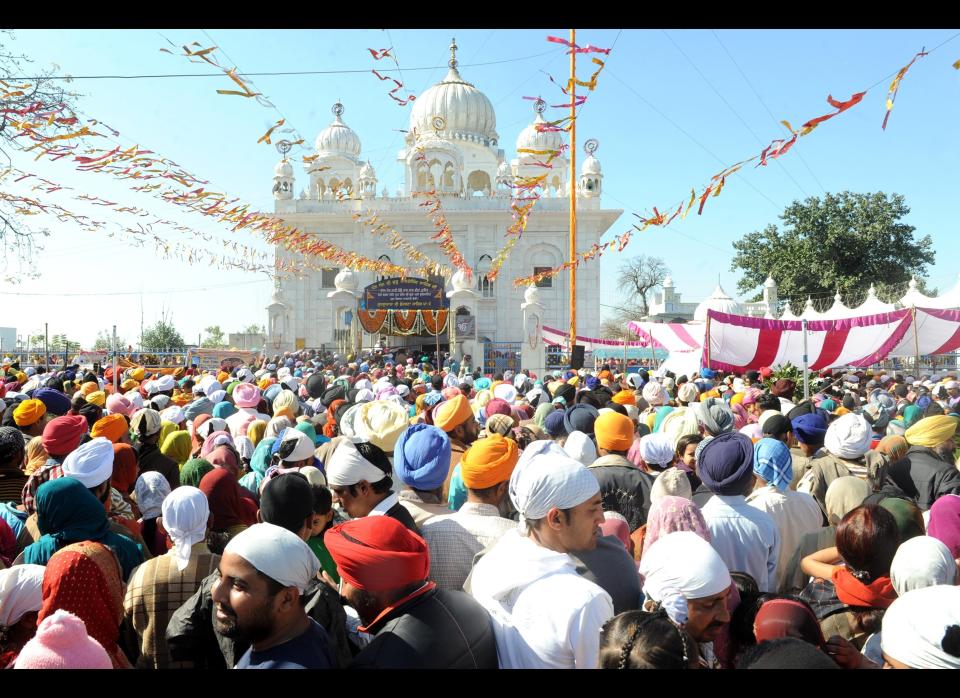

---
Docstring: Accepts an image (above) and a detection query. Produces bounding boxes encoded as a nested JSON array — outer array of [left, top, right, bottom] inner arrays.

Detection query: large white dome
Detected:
[[315, 103, 361, 159], [694, 284, 743, 321], [409, 42, 497, 145]]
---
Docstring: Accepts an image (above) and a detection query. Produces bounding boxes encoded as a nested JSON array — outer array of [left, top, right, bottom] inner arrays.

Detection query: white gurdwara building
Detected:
[[267, 40, 622, 357]]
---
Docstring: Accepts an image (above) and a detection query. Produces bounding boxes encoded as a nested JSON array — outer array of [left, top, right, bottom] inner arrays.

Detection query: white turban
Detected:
[[160, 406, 185, 425], [890, 537, 957, 597], [161, 486, 210, 571], [493, 383, 518, 403], [0, 564, 45, 628], [354, 379, 372, 392], [356, 400, 408, 452], [326, 437, 387, 487], [135, 471, 171, 520], [61, 437, 114, 489], [881, 585, 960, 669], [153, 375, 175, 393], [563, 430, 597, 467], [355, 389, 375, 403], [824, 413, 873, 460], [264, 417, 292, 440], [650, 467, 693, 507], [640, 433, 676, 467], [234, 436, 255, 461], [640, 531, 731, 625], [658, 407, 700, 447], [338, 404, 363, 438], [509, 441, 600, 535], [225, 522, 320, 593], [124, 391, 144, 410], [199, 377, 222, 396], [278, 430, 315, 462], [642, 381, 667, 407], [444, 373, 460, 389]]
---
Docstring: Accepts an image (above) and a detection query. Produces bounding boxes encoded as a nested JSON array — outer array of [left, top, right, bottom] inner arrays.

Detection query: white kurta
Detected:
[[469, 530, 614, 669], [746, 486, 823, 589], [225, 407, 271, 438], [701, 494, 781, 593]]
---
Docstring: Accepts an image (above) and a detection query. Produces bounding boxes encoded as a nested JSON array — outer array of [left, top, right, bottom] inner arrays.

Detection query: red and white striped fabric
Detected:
[[706, 308, 960, 372], [627, 321, 705, 353], [540, 325, 648, 351]]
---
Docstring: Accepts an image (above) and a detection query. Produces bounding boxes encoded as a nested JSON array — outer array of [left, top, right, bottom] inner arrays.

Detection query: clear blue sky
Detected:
[[3, 28, 959, 349]]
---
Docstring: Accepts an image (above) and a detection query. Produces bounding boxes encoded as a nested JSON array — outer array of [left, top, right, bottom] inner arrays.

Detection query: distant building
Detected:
[[227, 333, 266, 351], [644, 276, 699, 323], [0, 327, 16, 356]]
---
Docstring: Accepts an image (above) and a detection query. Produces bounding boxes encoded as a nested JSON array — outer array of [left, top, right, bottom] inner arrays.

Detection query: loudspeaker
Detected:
[[571, 344, 585, 369]]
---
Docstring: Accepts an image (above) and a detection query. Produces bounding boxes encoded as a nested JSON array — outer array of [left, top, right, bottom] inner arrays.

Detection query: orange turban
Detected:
[[258, 378, 273, 391], [594, 411, 634, 452], [598, 370, 613, 381], [433, 394, 474, 433], [80, 382, 99, 397], [217, 371, 230, 383], [460, 434, 519, 489], [611, 390, 636, 406], [85, 391, 106, 407], [13, 399, 46, 427], [90, 413, 128, 443]]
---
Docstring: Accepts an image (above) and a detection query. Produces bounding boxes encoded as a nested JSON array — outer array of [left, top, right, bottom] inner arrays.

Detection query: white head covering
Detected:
[[326, 437, 387, 487], [355, 389, 375, 403], [161, 486, 209, 571], [824, 413, 873, 459], [135, 471, 171, 520], [199, 377, 222, 396], [642, 381, 667, 407], [207, 390, 227, 405], [197, 418, 228, 441], [160, 406, 185, 425], [444, 373, 460, 389], [650, 467, 693, 507], [124, 390, 144, 410], [492, 383, 518, 403], [224, 522, 320, 593], [234, 436, 255, 461], [563, 430, 598, 467], [509, 441, 600, 535], [298, 465, 327, 487], [265, 416, 293, 440], [640, 530, 731, 625], [61, 437, 114, 489], [881, 585, 960, 669], [659, 407, 700, 447], [278, 430, 315, 462], [338, 403, 363, 438], [353, 378, 372, 392], [356, 400, 408, 452], [890, 536, 957, 596], [640, 433, 676, 467], [153, 375, 176, 393], [0, 564, 45, 628]]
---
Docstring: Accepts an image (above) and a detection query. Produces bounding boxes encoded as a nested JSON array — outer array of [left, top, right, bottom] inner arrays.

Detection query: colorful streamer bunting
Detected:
[[882, 49, 927, 130]]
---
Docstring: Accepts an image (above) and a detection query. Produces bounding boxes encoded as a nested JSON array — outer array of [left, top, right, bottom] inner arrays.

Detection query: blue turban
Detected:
[[700, 367, 716, 379], [917, 395, 933, 411], [791, 412, 828, 446], [184, 397, 214, 422], [698, 432, 755, 496], [394, 423, 451, 491], [424, 392, 444, 408], [544, 410, 568, 438], [63, 370, 77, 382], [563, 403, 599, 436], [33, 387, 71, 416], [585, 376, 600, 390], [753, 438, 792, 492], [212, 402, 237, 419], [564, 371, 576, 380], [474, 377, 492, 391], [264, 384, 282, 403]]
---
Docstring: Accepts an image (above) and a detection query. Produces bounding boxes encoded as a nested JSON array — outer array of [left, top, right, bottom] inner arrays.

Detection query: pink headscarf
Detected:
[[600, 514, 634, 557], [642, 495, 711, 558], [200, 430, 235, 458], [626, 436, 645, 468], [731, 403, 748, 431]]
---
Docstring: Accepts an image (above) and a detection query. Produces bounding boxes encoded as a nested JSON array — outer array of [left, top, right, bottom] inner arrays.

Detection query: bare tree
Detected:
[[0, 30, 79, 279], [616, 255, 669, 317]]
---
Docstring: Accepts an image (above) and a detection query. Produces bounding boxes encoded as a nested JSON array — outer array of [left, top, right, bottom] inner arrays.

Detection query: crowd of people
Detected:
[[0, 351, 959, 669]]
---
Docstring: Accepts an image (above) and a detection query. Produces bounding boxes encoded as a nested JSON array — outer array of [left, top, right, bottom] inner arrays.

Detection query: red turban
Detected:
[[324, 516, 429, 592], [41, 415, 88, 457]]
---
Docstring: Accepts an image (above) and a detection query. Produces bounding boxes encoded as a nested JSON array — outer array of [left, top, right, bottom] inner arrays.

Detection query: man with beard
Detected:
[[886, 415, 960, 510], [212, 523, 336, 669], [431, 395, 480, 500]]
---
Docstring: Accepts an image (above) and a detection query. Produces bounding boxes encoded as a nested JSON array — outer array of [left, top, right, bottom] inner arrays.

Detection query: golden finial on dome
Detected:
[[449, 38, 458, 69]]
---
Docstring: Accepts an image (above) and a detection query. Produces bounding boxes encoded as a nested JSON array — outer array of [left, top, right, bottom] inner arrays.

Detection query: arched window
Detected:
[[316, 180, 326, 199], [476, 254, 494, 298], [467, 170, 491, 197], [442, 163, 456, 192], [377, 255, 393, 282], [416, 162, 435, 191]]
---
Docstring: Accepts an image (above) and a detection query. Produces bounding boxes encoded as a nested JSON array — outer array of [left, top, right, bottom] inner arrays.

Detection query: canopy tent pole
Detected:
[[802, 318, 810, 401]]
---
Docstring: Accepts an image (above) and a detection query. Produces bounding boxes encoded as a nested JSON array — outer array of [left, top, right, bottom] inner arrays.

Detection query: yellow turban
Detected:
[[460, 434, 519, 489], [905, 415, 958, 448], [568, 376, 580, 386], [86, 391, 106, 407], [434, 394, 474, 432], [415, 394, 429, 414], [594, 411, 634, 451], [730, 392, 745, 407], [611, 390, 636, 406], [121, 379, 138, 391], [80, 382, 99, 397], [131, 367, 145, 381], [91, 413, 128, 443], [15, 371, 27, 384], [217, 371, 230, 383], [246, 419, 267, 447], [473, 389, 493, 410], [13, 399, 46, 427], [258, 378, 273, 391]]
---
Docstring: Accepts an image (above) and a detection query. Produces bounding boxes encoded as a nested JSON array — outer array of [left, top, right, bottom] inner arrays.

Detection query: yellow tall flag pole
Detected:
[[568, 28, 578, 354]]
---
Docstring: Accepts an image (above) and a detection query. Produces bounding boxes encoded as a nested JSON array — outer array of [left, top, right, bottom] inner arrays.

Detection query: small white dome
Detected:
[[663, 275, 674, 288], [524, 284, 541, 305], [315, 103, 361, 159], [582, 154, 602, 175], [497, 160, 510, 177], [764, 275, 777, 288], [516, 112, 564, 157], [359, 160, 376, 179], [274, 159, 293, 177], [409, 41, 497, 144], [451, 269, 473, 292], [693, 284, 742, 321], [334, 267, 359, 292]]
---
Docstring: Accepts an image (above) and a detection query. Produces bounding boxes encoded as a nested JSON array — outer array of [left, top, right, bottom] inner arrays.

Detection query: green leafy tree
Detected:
[[93, 330, 125, 351], [241, 323, 266, 335], [142, 319, 186, 352], [731, 192, 935, 314], [201, 325, 226, 348]]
